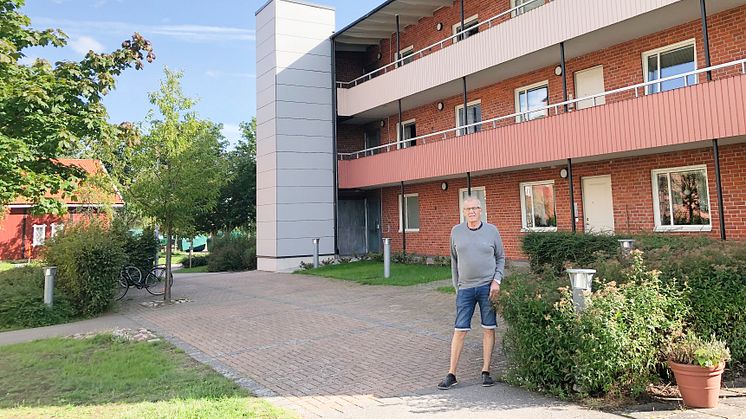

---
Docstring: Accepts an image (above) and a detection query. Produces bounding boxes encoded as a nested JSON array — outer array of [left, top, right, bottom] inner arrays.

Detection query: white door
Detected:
[[582, 175, 615, 234], [574, 66, 605, 110]]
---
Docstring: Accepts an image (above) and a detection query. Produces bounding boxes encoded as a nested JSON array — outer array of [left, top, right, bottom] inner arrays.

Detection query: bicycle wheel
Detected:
[[116, 266, 140, 300], [145, 266, 172, 296]]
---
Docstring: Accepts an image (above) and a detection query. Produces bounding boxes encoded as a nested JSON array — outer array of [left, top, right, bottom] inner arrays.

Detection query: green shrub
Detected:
[[207, 234, 256, 272], [44, 220, 126, 317], [185, 255, 208, 267], [499, 251, 686, 398], [0, 266, 76, 330], [111, 222, 158, 275], [522, 232, 619, 275]]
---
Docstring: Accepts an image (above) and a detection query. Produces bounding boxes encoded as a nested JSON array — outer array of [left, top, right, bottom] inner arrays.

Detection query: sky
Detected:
[[21, 0, 383, 147]]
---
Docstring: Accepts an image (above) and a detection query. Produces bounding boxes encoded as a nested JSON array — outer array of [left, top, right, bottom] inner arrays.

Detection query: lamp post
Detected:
[[383, 238, 391, 278], [566, 268, 596, 312], [312, 238, 320, 268], [43, 266, 57, 307], [618, 239, 635, 257]]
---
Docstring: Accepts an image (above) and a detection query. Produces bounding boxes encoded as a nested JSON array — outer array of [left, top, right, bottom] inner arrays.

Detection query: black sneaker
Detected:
[[481, 371, 495, 387], [437, 373, 458, 390]]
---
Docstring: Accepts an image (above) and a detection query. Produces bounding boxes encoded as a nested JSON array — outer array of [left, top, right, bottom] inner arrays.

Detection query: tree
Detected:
[[0, 0, 155, 215], [193, 117, 257, 234], [114, 68, 225, 300]]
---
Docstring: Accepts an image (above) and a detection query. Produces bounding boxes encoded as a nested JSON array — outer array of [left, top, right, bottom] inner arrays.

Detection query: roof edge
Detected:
[[332, 0, 396, 40], [256, 0, 334, 17]]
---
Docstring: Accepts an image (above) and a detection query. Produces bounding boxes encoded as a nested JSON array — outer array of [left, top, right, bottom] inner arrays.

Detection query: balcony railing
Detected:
[[335, 0, 546, 89], [337, 59, 746, 160]]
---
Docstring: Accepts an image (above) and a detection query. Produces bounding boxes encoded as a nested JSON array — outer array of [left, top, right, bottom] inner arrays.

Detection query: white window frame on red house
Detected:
[[32, 224, 46, 246], [651, 164, 712, 232], [519, 180, 558, 232], [396, 118, 416, 149], [397, 45, 415, 67], [459, 187, 487, 223], [455, 99, 482, 136], [50, 223, 65, 238], [452, 14, 479, 42], [512, 0, 543, 17], [642, 39, 697, 95], [515, 80, 549, 123], [398, 193, 420, 232]]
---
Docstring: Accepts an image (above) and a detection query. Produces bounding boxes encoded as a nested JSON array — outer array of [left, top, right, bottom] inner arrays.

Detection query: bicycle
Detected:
[[116, 265, 173, 300]]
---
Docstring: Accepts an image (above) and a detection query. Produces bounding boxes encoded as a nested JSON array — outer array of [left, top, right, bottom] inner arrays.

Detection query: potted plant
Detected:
[[667, 333, 731, 408]]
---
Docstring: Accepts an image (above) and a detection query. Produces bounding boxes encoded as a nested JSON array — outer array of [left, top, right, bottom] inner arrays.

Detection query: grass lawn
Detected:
[[175, 265, 209, 274], [297, 260, 451, 286], [0, 334, 294, 418]]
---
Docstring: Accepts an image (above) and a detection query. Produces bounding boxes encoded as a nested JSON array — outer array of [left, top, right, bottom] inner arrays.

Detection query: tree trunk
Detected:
[[165, 225, 173, 301], [189, 237, 194, 268]]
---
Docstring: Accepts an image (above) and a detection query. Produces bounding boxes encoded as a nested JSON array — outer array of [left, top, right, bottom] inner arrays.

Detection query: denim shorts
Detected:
[[455, 282, 497, 331]]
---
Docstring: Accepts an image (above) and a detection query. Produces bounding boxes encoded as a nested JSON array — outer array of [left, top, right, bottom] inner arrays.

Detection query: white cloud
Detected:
[[69, 36, 105, 55], [221, 123, 243, 148], [31, 17, 255, 42]]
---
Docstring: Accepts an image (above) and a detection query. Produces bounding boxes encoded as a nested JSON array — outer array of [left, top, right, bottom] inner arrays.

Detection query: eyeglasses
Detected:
[[464, 207, 481, 212]]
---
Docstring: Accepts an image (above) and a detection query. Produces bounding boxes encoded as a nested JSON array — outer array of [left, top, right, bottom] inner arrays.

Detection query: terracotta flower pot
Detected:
[[668, 360, 725, 408]]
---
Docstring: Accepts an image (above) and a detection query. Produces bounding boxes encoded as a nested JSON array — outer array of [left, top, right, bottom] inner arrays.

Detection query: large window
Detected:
[[399, 193, 420, 232], [32, 224, 46, 246], [512, 0, 543, 16], [652, 165, 711, 231], [398, 45, 414, 67], [520, 181, 557, 231], [459, 187, 487, 223], [643, 40, 696, 94], [455, 100, 482, 136], [453, 15, 479, 42], [396, 119, 416, 149], [515, 81, 548, 122]]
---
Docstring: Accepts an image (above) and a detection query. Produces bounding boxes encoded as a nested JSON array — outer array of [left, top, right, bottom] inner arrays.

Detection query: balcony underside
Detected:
[[338, 74, 746, 189]]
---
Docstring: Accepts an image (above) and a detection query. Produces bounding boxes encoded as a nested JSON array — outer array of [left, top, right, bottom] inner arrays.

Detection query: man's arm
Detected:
[[450, 234, 459, 290], [493, 229, 506, 284]]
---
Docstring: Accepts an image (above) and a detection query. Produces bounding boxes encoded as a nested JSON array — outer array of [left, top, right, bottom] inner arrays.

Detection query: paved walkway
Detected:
[[2, 271, 745, 418]]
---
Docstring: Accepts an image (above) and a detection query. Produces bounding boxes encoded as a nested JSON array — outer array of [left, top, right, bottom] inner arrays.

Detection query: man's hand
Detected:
[[489, 281, 501, 302]]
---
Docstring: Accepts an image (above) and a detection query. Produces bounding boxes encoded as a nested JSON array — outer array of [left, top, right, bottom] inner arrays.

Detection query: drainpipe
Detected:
[[400, 181, 406, 256], [460, 0, 465, 38], [467, 172, 472, 196], [568, 158, 576, 233], [396, 14, 400, 65], [560, 42, 568, 112], [331, 38, 339, 255], [462, 77, 468, 133], [700, 0, 712, 81], [398, 99, 403, 146], [713, 139, 726, 240]]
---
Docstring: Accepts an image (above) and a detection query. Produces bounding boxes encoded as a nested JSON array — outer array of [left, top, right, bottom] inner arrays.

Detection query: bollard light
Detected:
[[43, 266, 57, 307], [312, 238, 320, 269], [566, 268, 596, 312], [383, 238, 391, 279], [618, 239, 635, 256]]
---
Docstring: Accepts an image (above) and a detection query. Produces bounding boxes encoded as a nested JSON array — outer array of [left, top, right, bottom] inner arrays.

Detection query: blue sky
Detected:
[[21, 0, 382, 146]]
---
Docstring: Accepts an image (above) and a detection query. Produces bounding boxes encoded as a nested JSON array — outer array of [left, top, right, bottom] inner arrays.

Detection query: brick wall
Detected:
[[379, 143, 746, 260]]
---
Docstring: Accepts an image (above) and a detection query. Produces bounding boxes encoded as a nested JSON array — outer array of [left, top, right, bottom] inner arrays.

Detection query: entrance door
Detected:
[[574, 65, 605, 110], [366, 192, 381, 253], [582, 175, 615, 234], [338, 199, 367, 255]]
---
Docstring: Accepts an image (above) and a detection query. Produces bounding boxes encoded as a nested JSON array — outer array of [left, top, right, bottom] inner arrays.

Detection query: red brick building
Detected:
[[330, 0, 746, 260], [0, 159, 124, 261]]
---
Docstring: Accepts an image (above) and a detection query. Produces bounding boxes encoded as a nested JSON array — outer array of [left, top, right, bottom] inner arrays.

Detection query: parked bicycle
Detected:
[[116, 265, 173, 300]]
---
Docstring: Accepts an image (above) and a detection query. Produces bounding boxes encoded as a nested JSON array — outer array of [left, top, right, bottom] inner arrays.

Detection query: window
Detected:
[[399, 194, 420, 232], [652, 165, 711, 231], [643, 40, 696, 94], [396, 119, 416, 149], [520, 181, 557, 231], [398, 46, 414, 67], [50, 223, 64, 238], [453, 15, 479, 42], [455, 100, 482, 136], [515, 81, 548, 122], [512, 0, 543, 16], [459, 187, 487, 223], [32, 224, 46, 246]]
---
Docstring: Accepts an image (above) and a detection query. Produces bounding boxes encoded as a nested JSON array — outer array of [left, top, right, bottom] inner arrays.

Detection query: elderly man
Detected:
[[438, 195, 505, 390]]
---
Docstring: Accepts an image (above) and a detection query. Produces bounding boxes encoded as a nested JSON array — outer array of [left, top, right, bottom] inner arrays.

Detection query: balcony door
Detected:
[[574, 65, 605, 110], [582, 175, 615, 234]]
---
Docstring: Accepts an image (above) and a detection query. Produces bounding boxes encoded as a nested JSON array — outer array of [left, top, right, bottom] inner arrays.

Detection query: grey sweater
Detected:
[[450, 221, 506, 290]]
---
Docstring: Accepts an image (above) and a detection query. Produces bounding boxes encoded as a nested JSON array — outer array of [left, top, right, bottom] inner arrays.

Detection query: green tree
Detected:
[[0, 0, 154, 214], [115, 68, 225, 300]]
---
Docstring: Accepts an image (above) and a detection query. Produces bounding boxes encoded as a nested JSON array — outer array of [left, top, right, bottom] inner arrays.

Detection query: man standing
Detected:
[[438, 196, 505, 390]]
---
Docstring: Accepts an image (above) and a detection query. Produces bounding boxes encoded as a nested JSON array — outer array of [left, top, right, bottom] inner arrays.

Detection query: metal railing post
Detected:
[[312, 238, 320, 268], [43, 266, 57, 307], [383, 238, 391, 278]]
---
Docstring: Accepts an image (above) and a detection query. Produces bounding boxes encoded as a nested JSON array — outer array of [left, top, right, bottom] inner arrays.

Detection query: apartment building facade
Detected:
[[256, 0, 746, 270]]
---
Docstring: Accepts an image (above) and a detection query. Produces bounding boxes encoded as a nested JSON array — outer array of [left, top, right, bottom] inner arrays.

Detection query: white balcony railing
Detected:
[[336, 0, 546, 89], [338, 59, 746, 160]]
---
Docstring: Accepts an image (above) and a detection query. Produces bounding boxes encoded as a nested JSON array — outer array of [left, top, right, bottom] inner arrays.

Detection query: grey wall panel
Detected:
[[277, 220, 334, 239], [276, 85, 331, 105], [276, 69, 331, 89], [256, 135, 277, 157], [274, 135, 334, 153], [276, 152, 332, 170], [276, 202, 334, 221], [275, 36, 331, 57], [276, 186, 333, 204], [275, 117, 332, 137], [276, 237, 335, 257], [276, 52, 332, 74], [276, 101, 332, 121], [272, 169, 332, 187]]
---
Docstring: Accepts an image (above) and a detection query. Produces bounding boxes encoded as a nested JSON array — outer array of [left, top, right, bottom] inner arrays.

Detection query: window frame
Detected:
[[459, 186, 487, 223], [642, 39, 697, 95], [398, 193, 420, 232], [511, 0, 543, 17], [455, 99, 482, 136], [397, 45, 414, 67], [32, 224, 46, 246], [452, 14, 479, 42], [515, 80, 549, 123], [50, 223, 64, 238], [519, 180, 558, 232], [396, 118, 416, 149], [651, 164, 712, 232]]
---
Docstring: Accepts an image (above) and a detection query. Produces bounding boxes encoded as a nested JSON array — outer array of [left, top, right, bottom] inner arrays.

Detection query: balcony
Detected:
[[335, 0, 745, 118], [337, 60, 746, 189]]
